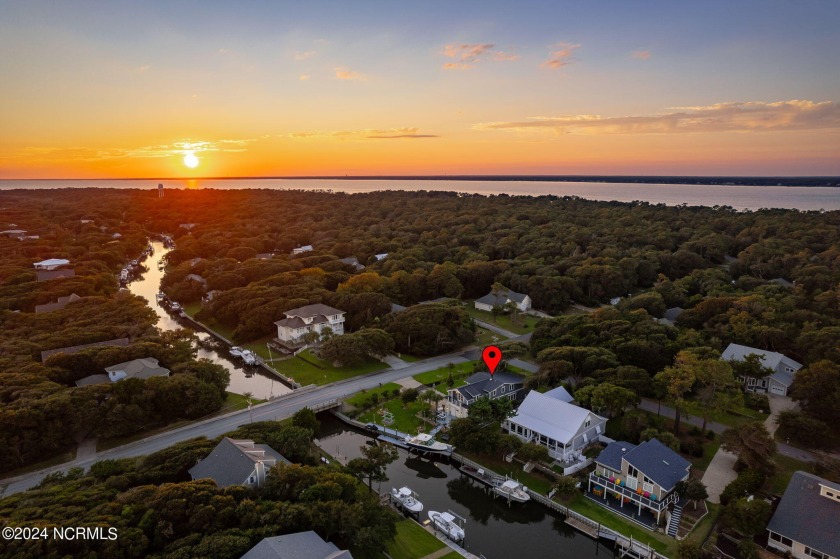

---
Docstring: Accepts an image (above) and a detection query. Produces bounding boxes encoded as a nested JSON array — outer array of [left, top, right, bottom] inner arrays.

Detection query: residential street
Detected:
[[0, 351, 470, 498]]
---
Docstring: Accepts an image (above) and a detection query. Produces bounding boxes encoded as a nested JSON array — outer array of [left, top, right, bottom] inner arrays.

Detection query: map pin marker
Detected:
[[482, 345, 502, 376]]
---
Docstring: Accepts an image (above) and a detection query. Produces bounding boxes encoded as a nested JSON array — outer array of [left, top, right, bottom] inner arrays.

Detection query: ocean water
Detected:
[[1, 178, 838, 210]]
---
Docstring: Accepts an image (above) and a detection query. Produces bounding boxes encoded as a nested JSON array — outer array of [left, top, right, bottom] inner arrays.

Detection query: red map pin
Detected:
[[482, 345, 503, 375]]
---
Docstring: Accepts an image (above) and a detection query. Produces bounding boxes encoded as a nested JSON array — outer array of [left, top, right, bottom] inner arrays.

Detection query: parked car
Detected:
[[365, 423, 379, 432]]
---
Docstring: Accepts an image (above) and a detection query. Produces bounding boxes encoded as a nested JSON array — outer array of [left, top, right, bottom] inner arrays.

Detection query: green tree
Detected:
[[347, 442, 399, 492], [574, 382, 639, 418], [292, 407, 320, 437], [654, 351, 698, 434], [789, 360, 840, 424], [720, 497, 771, 536], [721, 422, 776, 474]]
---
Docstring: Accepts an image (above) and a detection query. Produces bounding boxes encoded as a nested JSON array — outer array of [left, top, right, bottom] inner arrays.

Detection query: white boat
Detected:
[[170, 302, 182, 312], [241, 349, 258, 366], [229, 346, 244, 357], [493, 479, 530, 503], [155, 292, 165, 302], [391, 487, 423, 513], [404, 433, 452, 455], [428, 511, 465, 542]]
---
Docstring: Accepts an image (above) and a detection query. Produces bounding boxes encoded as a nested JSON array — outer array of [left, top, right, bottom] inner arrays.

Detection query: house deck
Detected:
[[584, 490, 661, 531]]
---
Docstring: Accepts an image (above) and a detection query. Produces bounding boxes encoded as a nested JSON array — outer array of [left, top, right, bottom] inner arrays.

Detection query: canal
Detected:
[[126, 241, 293, 400], [317, 413, 616, 559]]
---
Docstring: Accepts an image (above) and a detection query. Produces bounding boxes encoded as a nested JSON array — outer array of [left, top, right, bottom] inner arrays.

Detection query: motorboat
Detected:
[[229, 346, 244, 357], [241, 349, 258, 366], [155, 292, 166, 302], [391, 487, 423, 513], [428, 510, 465, 542], [404, 433, 452, 455], [493, 479, 530, 503]]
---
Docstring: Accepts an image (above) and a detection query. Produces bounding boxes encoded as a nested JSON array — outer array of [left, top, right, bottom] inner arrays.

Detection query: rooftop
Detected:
[[475, 287, 528, 307], [279, 303, 344, 319], [508, 390, 604, 445], [240, 531, 352, 559], [454, 371, 524, 400], [721, 343, 802, 370], [104, 357, 170, 380], [189, 438, 290, 488], [597, 438, 691, 493], [767, 471, 840, 558]]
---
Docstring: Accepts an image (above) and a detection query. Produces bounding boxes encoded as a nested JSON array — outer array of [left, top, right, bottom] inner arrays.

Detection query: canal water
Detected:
[[126, 242, 292, 400], [317, 413, 616, 559]]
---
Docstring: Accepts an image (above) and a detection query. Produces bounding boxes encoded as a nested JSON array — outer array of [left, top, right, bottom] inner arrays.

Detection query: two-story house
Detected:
[[767, 471, 840, 559], [189, 437, 289, 489], [274, 304, 346, 343], [503, 390, 607, 463], [589, 438, 691, 528], [447, 371, 524, 418], [721, 342, 802, 396], [474, 286, 532, 312]]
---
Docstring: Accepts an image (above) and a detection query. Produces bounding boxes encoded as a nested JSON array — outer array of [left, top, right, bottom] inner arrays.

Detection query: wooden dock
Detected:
[[565, 516, 599, 538]]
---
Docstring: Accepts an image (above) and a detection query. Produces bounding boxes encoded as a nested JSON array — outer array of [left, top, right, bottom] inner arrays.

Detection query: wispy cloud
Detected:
[[289, 127, 437, 140], [294, 50, 316, 61], [475, 100, 840, 134], [441, 43, 518, 69], [541, 42, 580, 69], [1, 138, 263, 162], [334, 67, 365, 80], [632, 50, 652, 60]]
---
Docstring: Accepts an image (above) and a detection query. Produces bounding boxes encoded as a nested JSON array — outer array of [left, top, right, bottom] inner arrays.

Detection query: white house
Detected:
[[767, 471, 840, 559], [721, 343, 802, 396], [292, 245, 313, 255], [33, 258, 71, 271], [503, 390, 606, 462], [274, 303, 345, 343], [474, 287, 532, 312], [374, 253, 388, 261], [189, 438, 289, 489]]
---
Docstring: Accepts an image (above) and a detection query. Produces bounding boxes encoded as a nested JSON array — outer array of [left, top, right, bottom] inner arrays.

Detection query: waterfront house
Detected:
[[543, 385, 575, 404], [189, 438, 289, 489], [240, 531, 352, 559], [721, 342, 802, 396], [447, 371, 524, 418], [75, 357, 170, 387], [474, 286, 532, 312], [274, 303, 346, 344], [291, 245, 313, 255], [33, 258, 70, 270], [503, 390, 606, 462], [767, 471, 840, 559], [34, 293, 82, 313], [589, 438, 691, 527]]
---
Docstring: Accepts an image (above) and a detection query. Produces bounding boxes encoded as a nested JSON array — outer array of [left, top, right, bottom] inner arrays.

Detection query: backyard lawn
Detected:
[[769, 454, 814, 495], [476, 325, 507, 345], [465, 304, 541, 334], [386, 520, 446, 559], [413, 361, 475, 388], [460, 451, 556, 495], [344, 382, 402, 408], [357, 397, 432, 435], [269, 349, 387, 386]]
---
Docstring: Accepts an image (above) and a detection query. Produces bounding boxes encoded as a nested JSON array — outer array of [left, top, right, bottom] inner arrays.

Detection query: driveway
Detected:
[[764, 394, 797, 437], [701, 448, 739, 503]]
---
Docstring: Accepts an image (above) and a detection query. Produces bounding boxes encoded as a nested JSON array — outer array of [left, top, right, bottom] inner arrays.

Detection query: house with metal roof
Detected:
[[721, 342, 802, 396], [240, 531, 352, 559], [189, 437, 290, 489], [338, 256, 365, 271], [33, 258, 71, 270], [588, 438, 691, 529], [502, 390, 606, 462], [291, 245, 313, 255], [34, 293, 82, 313], [274, 304, 346, 344], [767, 471, 840, 559], [447, 371, 524, 418], [474, 286, 532, 312], [543, 386, 575, 403], [75, 357, 170, 387]]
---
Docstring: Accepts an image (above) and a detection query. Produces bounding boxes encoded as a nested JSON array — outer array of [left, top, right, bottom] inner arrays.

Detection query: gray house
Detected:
[[75, 357, 170, 387], [767, 471, 840, 559], [503, 390, 606, 462], [447, 371, 524, 418], [721, 343, 802, 396], [474, 287, 532, 312], [189, 438, 290, 488], [241, 531, 352, 559]]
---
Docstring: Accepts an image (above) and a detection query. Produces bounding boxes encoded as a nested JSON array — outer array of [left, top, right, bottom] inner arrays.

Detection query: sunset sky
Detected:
[[1, 1, 839, 178]]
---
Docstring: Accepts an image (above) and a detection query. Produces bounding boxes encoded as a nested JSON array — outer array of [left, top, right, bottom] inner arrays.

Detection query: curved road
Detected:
[[0, 352, 470, 498]]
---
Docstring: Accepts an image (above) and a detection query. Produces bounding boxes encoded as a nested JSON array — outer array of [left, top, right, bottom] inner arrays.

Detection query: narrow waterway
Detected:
[[126, 242, 292, 400], [317, 414, 617, 559]]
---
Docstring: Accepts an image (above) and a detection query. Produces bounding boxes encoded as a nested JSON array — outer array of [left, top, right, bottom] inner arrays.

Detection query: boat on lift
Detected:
[[404, 433, 452, 455], [241, 349, 258, 366], [155, 292, 166, 302], [390, 487, 423, 514], [229, 346, 244, 357], [428, 510, 465, 542], [493, 479, 530, 503]]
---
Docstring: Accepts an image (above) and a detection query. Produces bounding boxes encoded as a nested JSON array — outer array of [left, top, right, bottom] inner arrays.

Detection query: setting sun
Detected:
[[183, 152, 199, 169]]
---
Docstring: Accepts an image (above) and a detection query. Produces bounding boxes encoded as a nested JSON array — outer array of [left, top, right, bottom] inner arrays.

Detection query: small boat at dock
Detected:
[[404, 433, 452, 455], [229, 346, 244, 357], [493, 479, 530, 503], [428, 510, 465, 542], [240, 349, 258, 366], [391, 487, 423, 514]]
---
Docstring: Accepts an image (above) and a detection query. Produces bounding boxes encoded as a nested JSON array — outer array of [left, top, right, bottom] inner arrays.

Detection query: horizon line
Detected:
[[2, 174, 839, 181]]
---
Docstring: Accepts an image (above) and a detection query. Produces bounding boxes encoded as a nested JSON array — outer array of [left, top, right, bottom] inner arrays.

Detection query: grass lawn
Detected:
[[438, 553, 462, 559], [270, 349, 387, 386], [476, 326, 506, 345], [386, 520, 446, 559], [460, 451, 556, 495], [414, 361, 475, 386], [769, 454, 814, 495], [694, 405, 767, 428], [183, 301, 201, 317], [396, 353, 422, 363], [684, 502, 718, 545], [565, 494, 676, 556], [691, 437, 722, 473], [96, 391, 263, 452], [358, 397, 430, 435], [344, 382, 402, 407], [465, 304, 541, 335]]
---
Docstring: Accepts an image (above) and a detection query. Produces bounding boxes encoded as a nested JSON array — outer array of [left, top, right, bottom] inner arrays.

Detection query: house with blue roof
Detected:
[[767, 471, 840, 559], [588, 438, 691, 531], [447, 370, 524, 418]]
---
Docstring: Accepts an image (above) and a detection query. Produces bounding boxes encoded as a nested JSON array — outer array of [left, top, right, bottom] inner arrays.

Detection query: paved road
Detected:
[[0, 352, 470, 498]]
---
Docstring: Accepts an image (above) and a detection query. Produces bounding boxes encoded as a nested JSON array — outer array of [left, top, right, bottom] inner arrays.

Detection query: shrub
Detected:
[[720, 469, 766, 505], [776, 410, 833, 448], [680, 439, 704, 457], [744, 392, 770, 412]]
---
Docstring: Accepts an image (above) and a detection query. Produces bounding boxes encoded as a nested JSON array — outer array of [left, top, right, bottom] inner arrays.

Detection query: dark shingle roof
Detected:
[[624, 438, 691, 492], [36, 269, 75, 281], [595, 441, 637, 472], [41, 337, 130, 362], [275, 316, 307, 328], [240, 531, 352, 559], [455, 371, 523, 400], [663, 307, 684, 322], [475, 287, 528, 306], [75, 374, 110, 387], [282, 304, 344, 319], [189, 438, 289, 488], [767, 471, 840, 557]]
